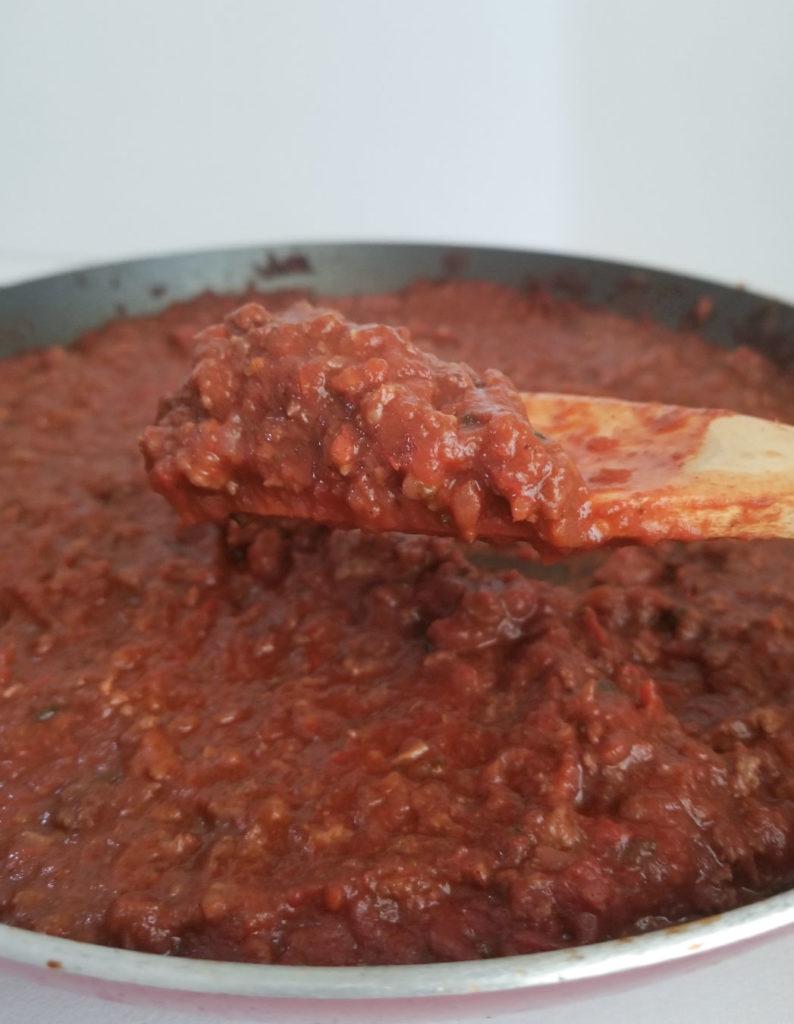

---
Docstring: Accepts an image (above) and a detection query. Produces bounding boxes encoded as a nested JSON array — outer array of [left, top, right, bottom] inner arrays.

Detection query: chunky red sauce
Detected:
[[142, 302, 591, 548], [2, 280, 794, 966]]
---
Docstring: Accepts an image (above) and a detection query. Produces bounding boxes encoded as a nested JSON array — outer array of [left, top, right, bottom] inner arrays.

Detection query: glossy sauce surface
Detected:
[[142, 302, 591, 549], [2, 281, 794, 965]]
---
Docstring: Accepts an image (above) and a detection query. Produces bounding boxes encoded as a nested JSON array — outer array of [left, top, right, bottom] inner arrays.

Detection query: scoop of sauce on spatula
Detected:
[[141, 302, 794, 554]]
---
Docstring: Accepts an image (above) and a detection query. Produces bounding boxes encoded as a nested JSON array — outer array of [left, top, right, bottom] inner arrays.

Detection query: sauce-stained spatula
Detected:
[[524, 392, 794, 545]]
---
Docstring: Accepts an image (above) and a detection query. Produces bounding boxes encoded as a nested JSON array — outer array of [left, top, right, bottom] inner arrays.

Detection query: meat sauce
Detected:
[[2, 280, 794, 965], [141, 302, 592, 549]]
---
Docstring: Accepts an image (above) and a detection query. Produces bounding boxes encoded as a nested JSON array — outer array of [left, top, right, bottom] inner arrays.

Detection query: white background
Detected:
[[2, 1, 794, 1021], [1, 0, 793, 299]]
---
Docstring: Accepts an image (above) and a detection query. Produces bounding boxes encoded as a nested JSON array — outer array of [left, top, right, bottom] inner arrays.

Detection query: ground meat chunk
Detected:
[[141, 302, 592, 550]]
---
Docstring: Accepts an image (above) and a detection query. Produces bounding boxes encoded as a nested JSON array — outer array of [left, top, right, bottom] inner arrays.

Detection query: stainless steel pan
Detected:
[[1, 242, 793, 1020]]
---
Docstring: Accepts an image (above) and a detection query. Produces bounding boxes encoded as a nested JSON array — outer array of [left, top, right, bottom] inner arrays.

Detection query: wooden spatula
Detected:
[[142, 302, 794, 552], [523, 392, 794, 545]]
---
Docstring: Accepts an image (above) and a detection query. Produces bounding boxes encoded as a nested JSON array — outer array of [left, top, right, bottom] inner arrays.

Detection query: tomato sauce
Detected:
[[2, 280, 794, 965], [141, 301, 591, 549]]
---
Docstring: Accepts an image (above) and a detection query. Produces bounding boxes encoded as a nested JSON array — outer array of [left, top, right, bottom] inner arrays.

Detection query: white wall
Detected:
[[1, 0, 792, 299]]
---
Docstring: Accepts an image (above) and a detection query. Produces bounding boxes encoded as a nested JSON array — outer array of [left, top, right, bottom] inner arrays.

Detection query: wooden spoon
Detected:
[[523, 392, 794, 545], [142, 303, 794, 552]]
